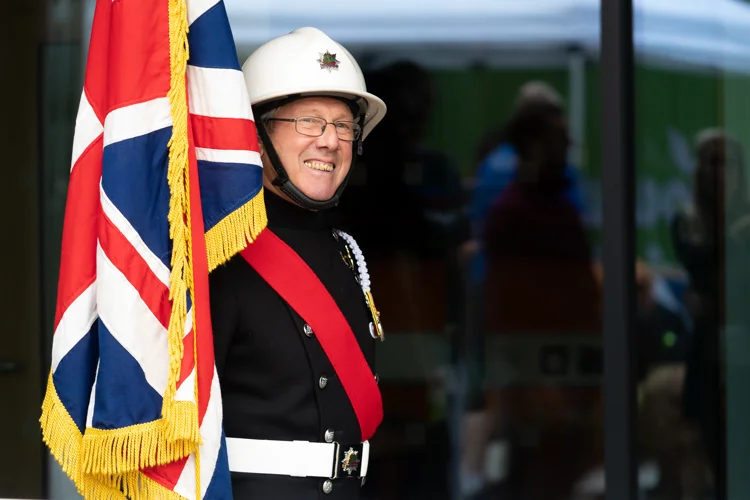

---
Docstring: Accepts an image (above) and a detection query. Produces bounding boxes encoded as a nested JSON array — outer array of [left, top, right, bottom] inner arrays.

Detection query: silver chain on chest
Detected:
[[334, 230, 384, 341], [334, 230, 371, 292]]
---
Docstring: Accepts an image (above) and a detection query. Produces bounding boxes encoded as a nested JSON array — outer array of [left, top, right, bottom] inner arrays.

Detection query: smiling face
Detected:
[[260, 96, 356, 203]]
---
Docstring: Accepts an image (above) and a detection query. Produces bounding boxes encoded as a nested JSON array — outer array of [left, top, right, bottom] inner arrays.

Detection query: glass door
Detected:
[[635, 1, 750, 498]]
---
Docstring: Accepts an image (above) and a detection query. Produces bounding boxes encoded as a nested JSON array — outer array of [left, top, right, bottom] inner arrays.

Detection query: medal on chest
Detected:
[[334, 230, 384, 341]]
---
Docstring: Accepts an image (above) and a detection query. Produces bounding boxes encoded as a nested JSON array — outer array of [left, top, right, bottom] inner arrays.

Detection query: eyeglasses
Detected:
[[267, 116, 362, 142]]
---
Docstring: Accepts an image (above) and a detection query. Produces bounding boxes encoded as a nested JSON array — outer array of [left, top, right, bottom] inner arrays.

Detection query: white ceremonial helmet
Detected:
[[241, 27, 386, 140]]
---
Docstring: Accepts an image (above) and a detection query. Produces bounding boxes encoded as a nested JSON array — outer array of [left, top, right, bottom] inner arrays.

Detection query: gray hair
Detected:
[[259, 107, 278, 133], [514, 81, 563, 109]]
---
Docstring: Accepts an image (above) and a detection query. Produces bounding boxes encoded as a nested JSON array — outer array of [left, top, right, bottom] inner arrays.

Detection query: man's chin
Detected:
[[306, 193, 335, 202], [297, 187, 337, 203], [295, 180, 342, 202]]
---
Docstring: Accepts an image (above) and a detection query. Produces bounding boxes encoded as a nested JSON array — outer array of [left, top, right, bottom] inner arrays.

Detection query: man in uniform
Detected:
[[208, 27, 387, 499]]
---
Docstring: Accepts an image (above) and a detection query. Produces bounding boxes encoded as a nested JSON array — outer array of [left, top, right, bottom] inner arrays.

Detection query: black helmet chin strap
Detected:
[[255, 98, 364, 211]]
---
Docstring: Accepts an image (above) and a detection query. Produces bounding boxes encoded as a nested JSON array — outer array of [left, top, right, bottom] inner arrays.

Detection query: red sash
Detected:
[[240, 229, 383, 441]]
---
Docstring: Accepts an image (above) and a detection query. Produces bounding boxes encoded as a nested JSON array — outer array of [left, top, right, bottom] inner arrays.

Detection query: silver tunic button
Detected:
[[319, 375, 328, 389], [322, 479, 333, 494], [325, 429, 335, 443], [374, 373, 379, 384], [303, 324, 314, 337]]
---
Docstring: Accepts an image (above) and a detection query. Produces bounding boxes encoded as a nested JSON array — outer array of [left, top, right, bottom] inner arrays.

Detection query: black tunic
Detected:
[[209, 191, 378, 499]]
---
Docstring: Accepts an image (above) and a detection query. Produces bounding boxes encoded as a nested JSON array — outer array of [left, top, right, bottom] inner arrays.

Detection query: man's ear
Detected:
[[258, 138, 266, 158]]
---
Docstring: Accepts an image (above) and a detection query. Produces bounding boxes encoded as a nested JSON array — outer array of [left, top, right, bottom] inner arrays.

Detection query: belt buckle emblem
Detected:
[[341, 447, 361, 476]]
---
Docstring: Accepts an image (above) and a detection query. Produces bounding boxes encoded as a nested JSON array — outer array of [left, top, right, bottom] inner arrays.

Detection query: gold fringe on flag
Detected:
[[42, 374, 189, 500], [204, 188, 268, 272], [40, 374, 85, 489]]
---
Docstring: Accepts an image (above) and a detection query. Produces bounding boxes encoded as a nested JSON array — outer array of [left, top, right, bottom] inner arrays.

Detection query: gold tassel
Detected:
[[164, 0, 204, 497], [163, 0, 200, 453]]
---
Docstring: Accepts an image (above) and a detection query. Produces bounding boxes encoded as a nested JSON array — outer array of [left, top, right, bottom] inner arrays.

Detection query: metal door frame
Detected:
[[601, 0, 638, 499]]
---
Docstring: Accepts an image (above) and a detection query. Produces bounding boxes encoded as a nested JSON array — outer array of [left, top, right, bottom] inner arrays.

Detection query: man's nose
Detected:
[[316, 123, 340, 149]]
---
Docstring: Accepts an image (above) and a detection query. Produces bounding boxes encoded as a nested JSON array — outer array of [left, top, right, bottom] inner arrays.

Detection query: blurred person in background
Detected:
[[479, 96, 601, 500], [671, 129, 750, 492], [466, 81, 586, 284]]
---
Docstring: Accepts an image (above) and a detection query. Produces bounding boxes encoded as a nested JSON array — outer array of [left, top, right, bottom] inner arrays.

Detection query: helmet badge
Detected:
[[317, 51, 340, 72]]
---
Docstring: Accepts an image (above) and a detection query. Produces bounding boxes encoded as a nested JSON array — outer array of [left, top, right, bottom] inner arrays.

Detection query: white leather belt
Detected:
[[226, 437, 370, 479]]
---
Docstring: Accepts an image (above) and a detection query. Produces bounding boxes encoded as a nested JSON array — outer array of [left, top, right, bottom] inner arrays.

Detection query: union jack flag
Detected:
[[40, 0, 265, 498]]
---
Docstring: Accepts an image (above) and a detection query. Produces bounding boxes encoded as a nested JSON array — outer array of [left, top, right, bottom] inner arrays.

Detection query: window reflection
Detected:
[[636, 2, 750, 499]]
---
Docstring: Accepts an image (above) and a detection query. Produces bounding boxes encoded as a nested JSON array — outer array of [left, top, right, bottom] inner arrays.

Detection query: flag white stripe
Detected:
[[97, 244, 168, 396], [174, 367, 224, 499], [71, 91, 104, 172], [103, 97, 172, 147], [51, 283, 98, 373], [100, 186, 171, 287], [196, 148, 262, 166], [187, 66, 253, 120], [172, 308, 195, 401], [174, 369, 196, 404], [198, 372, 224, 495], [185, 306, 194, 338], [187, 0, 221, 26]]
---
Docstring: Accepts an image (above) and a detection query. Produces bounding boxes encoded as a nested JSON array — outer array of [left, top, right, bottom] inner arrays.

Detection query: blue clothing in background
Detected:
[[469, 143, 586, 283]]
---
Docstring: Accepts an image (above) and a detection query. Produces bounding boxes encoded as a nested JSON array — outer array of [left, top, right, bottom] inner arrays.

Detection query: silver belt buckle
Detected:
[[330, 441, 366, 483]]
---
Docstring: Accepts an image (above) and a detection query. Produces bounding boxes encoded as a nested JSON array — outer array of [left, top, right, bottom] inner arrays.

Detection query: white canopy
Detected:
[[224, 0, 750, 72]]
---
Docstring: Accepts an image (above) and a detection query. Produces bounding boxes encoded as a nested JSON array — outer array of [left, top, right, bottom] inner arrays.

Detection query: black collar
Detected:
[[265, 189, 333, 231]]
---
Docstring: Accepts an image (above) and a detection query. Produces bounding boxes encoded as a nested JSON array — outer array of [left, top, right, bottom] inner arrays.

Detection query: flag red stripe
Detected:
[[188, 111, 216, 422], [86, 0, 171, 116], [191, 114, 259, 153], [54, 137, 104, 330], [178, 330, 195, 385], [82, 1, 112, 123], [98, 209, 196, 387], [98, 210, 171, 329], [143, 456, 188, 490]]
